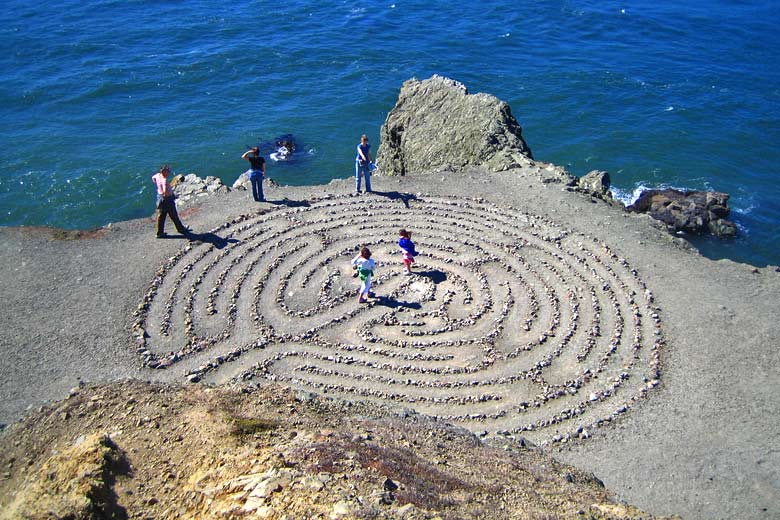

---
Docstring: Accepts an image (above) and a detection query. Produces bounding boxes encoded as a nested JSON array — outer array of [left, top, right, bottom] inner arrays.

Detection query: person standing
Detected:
[[351, 247, 375, 303], [242, 147, 266, 202], [355, 134, 373, 193], [151, 164, 189, 238], [398, 229, 418, 275]]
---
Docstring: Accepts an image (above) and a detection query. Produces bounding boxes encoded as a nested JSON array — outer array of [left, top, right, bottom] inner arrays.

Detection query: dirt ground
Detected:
[[1, 166, 778, 519]]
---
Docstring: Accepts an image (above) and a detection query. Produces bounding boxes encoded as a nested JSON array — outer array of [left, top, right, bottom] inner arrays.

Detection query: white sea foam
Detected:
[[610, 185, 647, 206], [610, 182, 695, 206]]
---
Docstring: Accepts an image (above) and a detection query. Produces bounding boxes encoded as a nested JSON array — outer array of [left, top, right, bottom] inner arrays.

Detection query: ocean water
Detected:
[[1, 1, 778, 265]]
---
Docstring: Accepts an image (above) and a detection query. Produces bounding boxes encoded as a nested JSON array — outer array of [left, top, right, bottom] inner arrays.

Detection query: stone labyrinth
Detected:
[[133, 194, 663, 445]]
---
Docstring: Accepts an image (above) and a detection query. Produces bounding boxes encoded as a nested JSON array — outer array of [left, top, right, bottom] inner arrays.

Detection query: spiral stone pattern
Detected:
[[132, 194, 663, 445]]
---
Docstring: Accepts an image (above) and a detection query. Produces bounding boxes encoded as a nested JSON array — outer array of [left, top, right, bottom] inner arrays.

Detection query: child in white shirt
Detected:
[[351, 247, 375, 303]]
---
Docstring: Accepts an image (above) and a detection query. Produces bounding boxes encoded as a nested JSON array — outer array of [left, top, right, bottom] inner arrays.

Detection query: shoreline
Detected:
[[4, 167, 768, 268], [2, 165, 779, 519]]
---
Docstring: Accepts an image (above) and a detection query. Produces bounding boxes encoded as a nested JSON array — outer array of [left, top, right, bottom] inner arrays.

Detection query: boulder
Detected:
[[376, 75, 534, 176], [628, 189, 737, 238], [173, 174, 229, 204], [578, 170, 612, 199], [232, 172, 250, 190], [0, 433, 128, 519]]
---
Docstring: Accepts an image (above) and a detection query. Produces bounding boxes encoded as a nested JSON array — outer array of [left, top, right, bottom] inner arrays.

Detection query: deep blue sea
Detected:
[[1, 1, 779, 265]]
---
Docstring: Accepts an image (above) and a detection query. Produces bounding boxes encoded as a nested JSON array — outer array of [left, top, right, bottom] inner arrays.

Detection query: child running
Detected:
[[398, 229, 418, 275], [351, 247, 375, 303]]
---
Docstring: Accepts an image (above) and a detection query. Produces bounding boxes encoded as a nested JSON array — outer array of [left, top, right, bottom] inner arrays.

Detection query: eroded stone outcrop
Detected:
[[577, 170, 613, 201], [171, 173, 229, 207], [0, 381, 680, 520], [0, 433, 128, 520], [628, 189, 737, 238], [376, 75, 534, 175]]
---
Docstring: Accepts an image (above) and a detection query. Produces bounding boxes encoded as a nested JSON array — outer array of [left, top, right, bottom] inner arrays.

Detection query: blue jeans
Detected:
[[355, 161, 371, 192], [249, 170, 264, 201]]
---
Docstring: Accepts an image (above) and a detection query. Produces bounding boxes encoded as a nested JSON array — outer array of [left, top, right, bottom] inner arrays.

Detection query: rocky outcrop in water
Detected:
[[376, 75, 534, 176], [628, 189, 737, 238]]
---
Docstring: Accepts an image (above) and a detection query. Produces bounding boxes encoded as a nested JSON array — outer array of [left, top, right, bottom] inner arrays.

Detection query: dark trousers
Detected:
[[157, 197, 187, 236], [250, 172, 264, 201]]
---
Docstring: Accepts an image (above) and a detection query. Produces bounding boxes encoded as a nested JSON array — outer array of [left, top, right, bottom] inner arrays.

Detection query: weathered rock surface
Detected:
[[232, 172, 279, 191], [628, 189, 737, 237], [0, 381, 678, 520], [376, 75, 534, 175], [0, 433, 128, 520], [578, 170, 613, 200], [172, 173, 229, 206]]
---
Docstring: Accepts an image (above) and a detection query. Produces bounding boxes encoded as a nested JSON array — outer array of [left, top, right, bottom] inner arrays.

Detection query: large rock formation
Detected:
[[628, 189, 737, 238], [577, 170, 613, 201], [0, 381, 678, 520], [376, 75, 534, 175], [171, 173, 229, 207]]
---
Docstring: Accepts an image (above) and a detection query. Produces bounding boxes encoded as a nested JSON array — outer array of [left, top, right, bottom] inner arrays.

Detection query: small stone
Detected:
[[395, 503, 417, 516], [330, 501, 351, 519], [303, 477, 324, 491]]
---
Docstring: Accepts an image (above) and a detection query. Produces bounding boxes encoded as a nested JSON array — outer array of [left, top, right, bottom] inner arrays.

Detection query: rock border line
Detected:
[[132, 194, 664, 446]]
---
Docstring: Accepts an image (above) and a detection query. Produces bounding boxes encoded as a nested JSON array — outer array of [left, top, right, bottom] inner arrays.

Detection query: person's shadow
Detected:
[[268, 198, 311, 208], [413, 269, 446, 284], [186, 231, 240, 249], [373, 296, 422, 309], [370, 191, 419, 208]]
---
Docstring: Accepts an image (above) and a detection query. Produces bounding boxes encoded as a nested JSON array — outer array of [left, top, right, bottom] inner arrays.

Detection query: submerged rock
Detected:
[[628, 189, 737, 238], [376, 75, 534, 176]]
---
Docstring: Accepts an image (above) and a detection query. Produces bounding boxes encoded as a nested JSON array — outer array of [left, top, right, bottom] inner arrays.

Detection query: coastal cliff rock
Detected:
[[376, 75, 534, 175], [171, 173, 229, 207], [0, 433, 127, 519], [232, 172, 279, 191], [0, 381, 678, 520], [577, 170, 613, 200], [628, 189, 737, 237]]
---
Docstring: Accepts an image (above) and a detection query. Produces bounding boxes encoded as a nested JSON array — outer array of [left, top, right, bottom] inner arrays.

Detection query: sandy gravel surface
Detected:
[[1, 166, 778, 520]]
